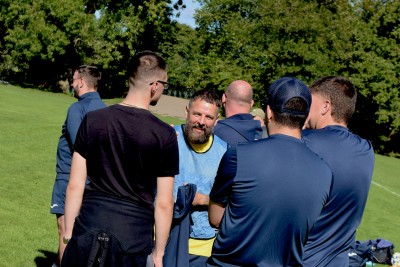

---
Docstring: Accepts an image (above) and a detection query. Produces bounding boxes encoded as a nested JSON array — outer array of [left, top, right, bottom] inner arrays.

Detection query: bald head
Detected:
[[223, 80, 254, 117]]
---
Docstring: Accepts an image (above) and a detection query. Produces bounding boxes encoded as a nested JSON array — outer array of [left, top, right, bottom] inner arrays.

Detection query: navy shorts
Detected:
[[50, 173, 69, 215]]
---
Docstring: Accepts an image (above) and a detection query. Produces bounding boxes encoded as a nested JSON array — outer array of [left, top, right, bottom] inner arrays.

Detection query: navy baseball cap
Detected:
[[265, 77, 311, 115]]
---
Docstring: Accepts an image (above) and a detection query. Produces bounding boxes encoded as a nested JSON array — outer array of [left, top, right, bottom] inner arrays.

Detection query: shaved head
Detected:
[[225, 80, 253, 104], [223, 80, 254, 117]]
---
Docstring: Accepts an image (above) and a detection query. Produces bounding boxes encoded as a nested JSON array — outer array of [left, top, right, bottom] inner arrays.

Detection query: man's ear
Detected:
[[79, 77, 85, 88], [266, 105, 273, 121], [250, 99, 254, 108], [321, 100, 331, 116], [214, 114, 220, 126], [185, 105, 189, 117], [222, 93, 227, 105], [150, 80, 157, 92]]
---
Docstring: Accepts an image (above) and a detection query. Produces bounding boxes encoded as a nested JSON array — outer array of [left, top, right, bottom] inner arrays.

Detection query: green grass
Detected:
[[357, 154, 400, 244], [0, 84, 398, 266]]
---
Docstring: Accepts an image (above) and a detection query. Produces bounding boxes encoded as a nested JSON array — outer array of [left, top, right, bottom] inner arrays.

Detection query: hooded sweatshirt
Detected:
[[214, 114, 263, 146]]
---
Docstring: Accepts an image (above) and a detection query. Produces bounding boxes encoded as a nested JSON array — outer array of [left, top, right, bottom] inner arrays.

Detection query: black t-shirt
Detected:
[[74, 104, 179, 211]]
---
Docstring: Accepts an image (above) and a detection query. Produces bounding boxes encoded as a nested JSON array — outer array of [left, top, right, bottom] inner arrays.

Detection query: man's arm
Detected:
[[152, 176, 174, 267], [208, 200, 226, 228], [208, 146, 238, 228], [192, 192, 209, 206], [64, 152, 87, 240], [66, 106, 84, 146]]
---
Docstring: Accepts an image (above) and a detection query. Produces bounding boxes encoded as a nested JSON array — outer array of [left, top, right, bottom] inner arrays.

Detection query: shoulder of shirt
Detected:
[[213, 134, 228, 148]]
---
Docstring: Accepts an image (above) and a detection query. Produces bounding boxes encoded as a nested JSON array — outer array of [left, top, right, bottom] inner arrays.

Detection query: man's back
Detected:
[[208, 135, 332, 266], [302, 126, 374, 267], [75, 104, 179, 209], [214, 114, 263, 145], [56, 92, 105, 174], [216, 80, 262, 146]]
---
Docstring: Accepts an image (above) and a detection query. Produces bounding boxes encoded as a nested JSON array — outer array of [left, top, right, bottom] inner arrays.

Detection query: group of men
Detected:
[[50, 50, 374, 267]]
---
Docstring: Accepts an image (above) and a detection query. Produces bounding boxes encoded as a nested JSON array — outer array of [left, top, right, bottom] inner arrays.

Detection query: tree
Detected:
[[0, 0, 104, 90], [0, 0, 179, 97], [349, 0, 400, 155]]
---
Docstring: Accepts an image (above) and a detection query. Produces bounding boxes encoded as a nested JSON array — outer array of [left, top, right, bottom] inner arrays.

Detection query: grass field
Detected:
[[0, 84, 399, 266]]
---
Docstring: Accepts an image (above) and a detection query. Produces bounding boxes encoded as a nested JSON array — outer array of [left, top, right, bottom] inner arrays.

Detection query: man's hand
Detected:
[[192, 192, 209, 206], [151, 251, 163, 267]]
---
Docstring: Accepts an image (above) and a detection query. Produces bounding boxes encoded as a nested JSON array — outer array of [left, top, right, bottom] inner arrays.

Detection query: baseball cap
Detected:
[[265, 77, 311, 115]]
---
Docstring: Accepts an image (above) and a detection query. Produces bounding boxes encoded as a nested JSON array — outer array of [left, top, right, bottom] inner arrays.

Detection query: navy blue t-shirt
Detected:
[[208, 134, 333, 267], [302, 126, 374, 267]]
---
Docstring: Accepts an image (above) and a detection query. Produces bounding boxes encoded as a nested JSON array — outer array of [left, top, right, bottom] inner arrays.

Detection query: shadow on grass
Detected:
[[35, 249, 57, 267]]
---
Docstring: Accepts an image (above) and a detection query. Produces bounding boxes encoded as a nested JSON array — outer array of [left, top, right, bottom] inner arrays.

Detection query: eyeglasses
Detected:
[[150, 80, 170, 90], [69, 77, 81, 84]]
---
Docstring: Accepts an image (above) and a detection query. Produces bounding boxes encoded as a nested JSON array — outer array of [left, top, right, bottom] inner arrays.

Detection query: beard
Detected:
[[183, 122, 212, 144], [72, 86, 79, 98]]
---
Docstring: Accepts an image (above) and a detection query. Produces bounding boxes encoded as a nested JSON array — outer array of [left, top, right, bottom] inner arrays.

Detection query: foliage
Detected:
[[350, 0, 400, 154], [0, 0, 180, 97], [0, 0, 102, 89], [90, 0, 179, 97]]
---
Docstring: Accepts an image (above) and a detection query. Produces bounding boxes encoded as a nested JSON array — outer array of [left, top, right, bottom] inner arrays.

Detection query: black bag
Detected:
[[349, 240, 373, 267], [371, 238, 395, 264]]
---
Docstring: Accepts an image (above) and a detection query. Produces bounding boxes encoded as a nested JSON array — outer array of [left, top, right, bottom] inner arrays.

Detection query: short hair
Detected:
[[309, 76, 357, 124], [189, 89, 222, 109], [273, 97, 309, 128], [128, 50, 167, 87], [74, 65, 101, 89]]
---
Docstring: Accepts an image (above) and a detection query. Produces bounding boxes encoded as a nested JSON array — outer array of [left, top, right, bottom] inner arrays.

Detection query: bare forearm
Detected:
[[152, 177, 174, 267], [208, 200, 226, 228], [64, 152, 87, 238], [154, 199, 173, 257], [64, 184, 85, 237]]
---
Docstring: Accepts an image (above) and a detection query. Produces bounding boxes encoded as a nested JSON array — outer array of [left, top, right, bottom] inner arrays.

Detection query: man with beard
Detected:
[[50, 65, 106, 267], [172, 89, 227, 266]]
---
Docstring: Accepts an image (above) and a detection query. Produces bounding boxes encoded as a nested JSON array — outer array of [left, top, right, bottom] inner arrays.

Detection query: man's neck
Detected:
[[78, 89, 96, 97], [268, 124, 302, 139], [225, 109, 251, 118], [122, 90, 150, 110], [316, 117, 347, 129], [224, 102, 251, 118]]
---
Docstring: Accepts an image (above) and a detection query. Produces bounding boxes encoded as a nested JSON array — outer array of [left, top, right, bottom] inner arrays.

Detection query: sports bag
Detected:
[[349, 240, 373, 267], [371, 238, 395, 264]]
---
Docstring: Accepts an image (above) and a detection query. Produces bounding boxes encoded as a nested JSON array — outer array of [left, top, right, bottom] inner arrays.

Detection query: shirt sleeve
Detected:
[[158, 127, 179, 177], [73, 114, 89, 159], [66, 104, 84, 147], [210, 145, 238, 206]]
